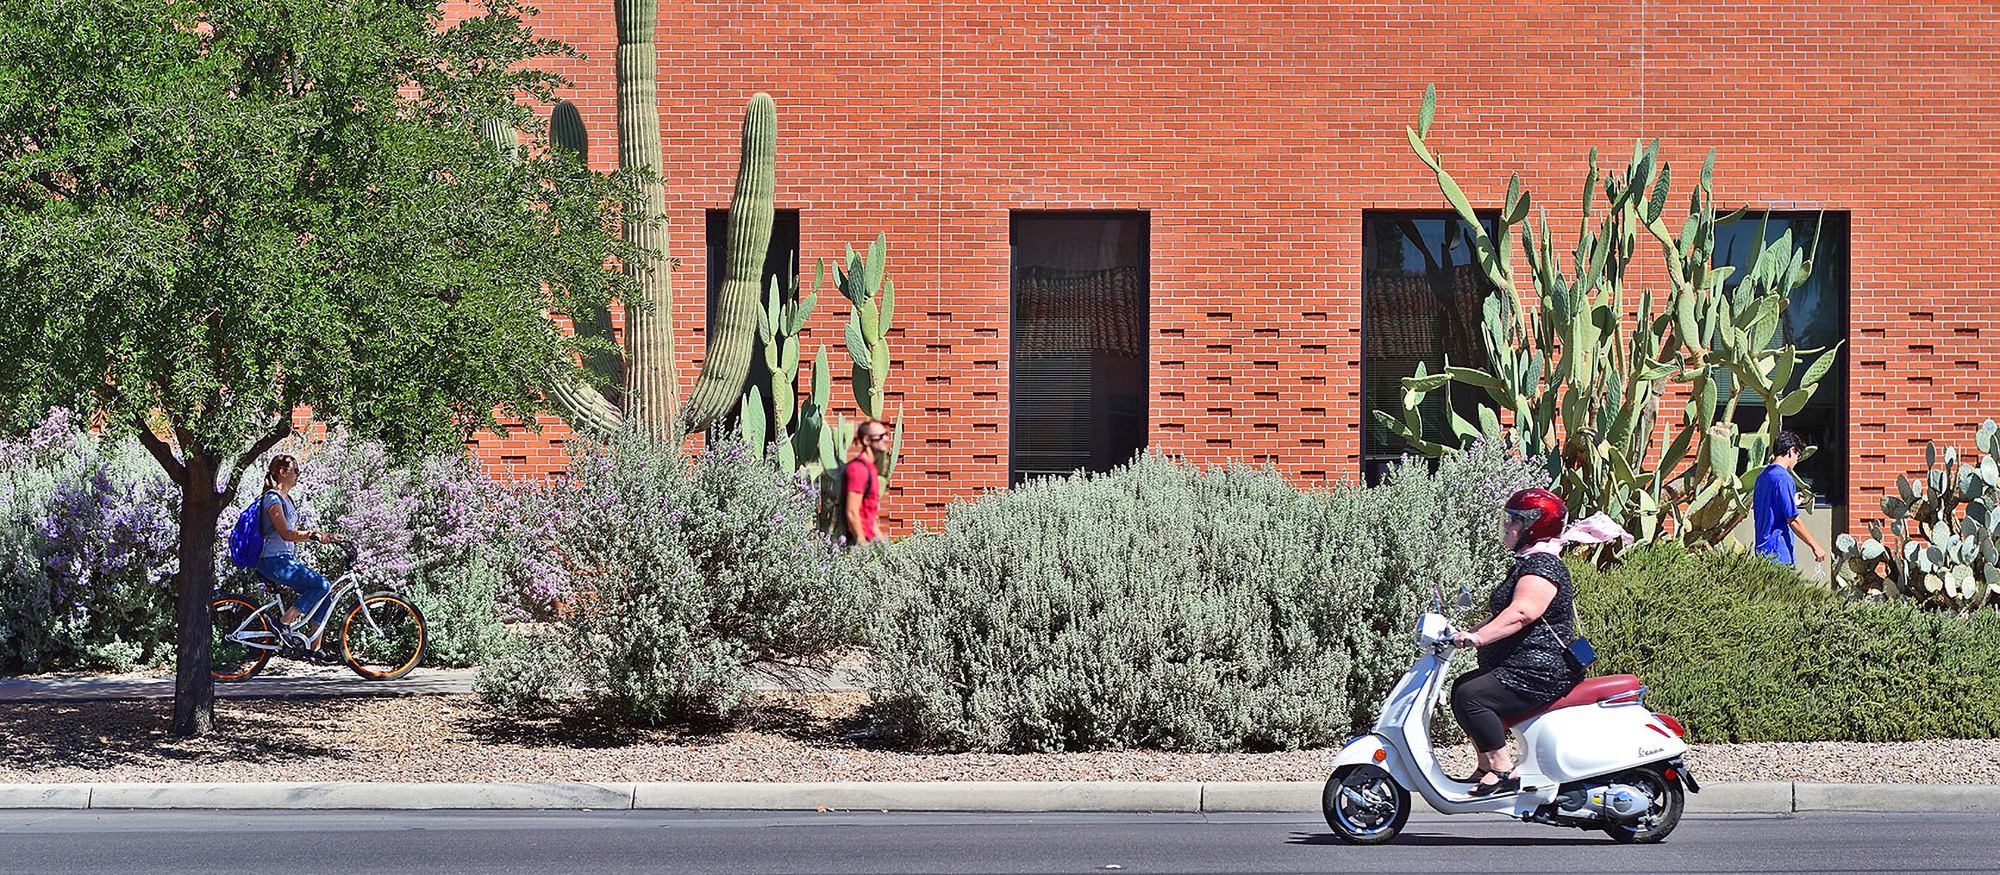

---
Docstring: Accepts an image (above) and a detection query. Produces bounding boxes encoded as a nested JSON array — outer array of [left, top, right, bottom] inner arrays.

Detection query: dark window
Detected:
[[705, 209, 801, 333], [1361, 212, 1499, 484], [1713, 211, 1849, 506], [1010, 212, 1149, 484]]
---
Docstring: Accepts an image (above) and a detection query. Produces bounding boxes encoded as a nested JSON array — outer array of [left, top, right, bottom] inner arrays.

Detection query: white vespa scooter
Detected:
[[1323, 590, 1697, 845]]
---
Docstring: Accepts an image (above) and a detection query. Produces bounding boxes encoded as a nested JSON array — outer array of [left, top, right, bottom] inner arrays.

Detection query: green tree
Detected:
[[0, 0, 641, 734]]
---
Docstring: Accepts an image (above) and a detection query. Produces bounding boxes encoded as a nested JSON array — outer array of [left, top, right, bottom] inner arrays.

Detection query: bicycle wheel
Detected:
[[210, 596, 274, 681], [339, 593, 425, 680]]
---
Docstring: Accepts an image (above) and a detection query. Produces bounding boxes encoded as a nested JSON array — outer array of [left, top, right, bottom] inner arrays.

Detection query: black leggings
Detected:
[[1450, 668, 1550, 753]]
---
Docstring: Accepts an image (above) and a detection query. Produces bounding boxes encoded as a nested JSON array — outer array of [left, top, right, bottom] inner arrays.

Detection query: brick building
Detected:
[[464, 1, 2000, 549]]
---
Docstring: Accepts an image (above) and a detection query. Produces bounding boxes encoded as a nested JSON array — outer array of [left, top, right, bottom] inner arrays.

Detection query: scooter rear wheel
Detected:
[[1324, 764, 1410, 845], [1602, 765, 1685, 844]]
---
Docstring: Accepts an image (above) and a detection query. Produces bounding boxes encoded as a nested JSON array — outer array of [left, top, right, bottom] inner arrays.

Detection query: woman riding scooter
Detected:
[[1324, 493, 1684, 845], [1448, 487, 1583, 797]]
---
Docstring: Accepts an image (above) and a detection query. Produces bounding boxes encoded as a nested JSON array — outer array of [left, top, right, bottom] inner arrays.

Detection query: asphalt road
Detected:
[[0, 810, 1991, 875]]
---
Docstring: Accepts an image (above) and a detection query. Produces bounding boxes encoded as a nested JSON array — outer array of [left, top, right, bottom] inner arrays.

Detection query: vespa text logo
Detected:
[[1637, 746, 1665, 758]]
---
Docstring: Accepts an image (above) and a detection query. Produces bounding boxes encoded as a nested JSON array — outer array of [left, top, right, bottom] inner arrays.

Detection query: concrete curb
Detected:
[[0, 780, 1986, 813], [1794, 781, 2000, 812], [86, 781, 638, 810], [0, 784, 91, 809], [634, 781, 1203, 812], [1685, 780, 1793, 814]]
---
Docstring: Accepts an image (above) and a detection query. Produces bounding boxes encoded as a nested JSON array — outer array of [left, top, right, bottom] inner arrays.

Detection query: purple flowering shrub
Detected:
[[1, 407, 584, 674], [475, 433, 865, 723], [6, 411, 857, 685], [274, 433, 418, 585], [0, 411, 179, 672]]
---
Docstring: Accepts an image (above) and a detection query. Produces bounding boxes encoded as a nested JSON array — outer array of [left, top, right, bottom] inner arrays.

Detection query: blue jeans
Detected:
[[257, 555, 332, 628]]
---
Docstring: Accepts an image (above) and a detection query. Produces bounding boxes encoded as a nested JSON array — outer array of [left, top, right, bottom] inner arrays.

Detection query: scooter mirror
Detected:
[[1455, 587, 1473, 612]]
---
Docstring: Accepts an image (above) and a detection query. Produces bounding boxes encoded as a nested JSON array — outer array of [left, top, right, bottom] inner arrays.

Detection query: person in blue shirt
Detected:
[[258, 454, 344, 654], [1752, 431, 1827, 566]]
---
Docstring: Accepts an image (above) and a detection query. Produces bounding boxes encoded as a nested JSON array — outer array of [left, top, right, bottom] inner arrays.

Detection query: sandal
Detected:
[[1467, 768, 1519, 797], [1454, 767, 1493, 784]]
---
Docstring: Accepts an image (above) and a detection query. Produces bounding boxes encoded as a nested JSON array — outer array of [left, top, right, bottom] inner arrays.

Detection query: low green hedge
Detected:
[[1574, 542, 2000, 742]]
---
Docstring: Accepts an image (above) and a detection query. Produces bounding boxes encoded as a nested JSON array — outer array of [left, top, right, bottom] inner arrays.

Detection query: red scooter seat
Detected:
[[1500, 674, 1644, 729]]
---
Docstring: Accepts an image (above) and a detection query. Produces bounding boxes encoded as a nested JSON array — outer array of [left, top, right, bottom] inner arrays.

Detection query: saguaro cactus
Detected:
[[684, 93, 777, 432], [480, 117, 520, 160], [549, 0, 680, 440], [551, 100, 588, 162], [1380, 86, 1839, 548], [609, 0, 679, 437]]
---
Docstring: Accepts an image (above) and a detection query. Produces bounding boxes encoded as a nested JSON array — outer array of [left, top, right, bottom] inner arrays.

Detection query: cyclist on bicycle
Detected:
[[257, 454, 344, 652]]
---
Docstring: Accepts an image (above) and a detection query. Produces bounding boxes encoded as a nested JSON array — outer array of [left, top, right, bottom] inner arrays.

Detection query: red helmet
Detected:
[[1505, 488, 1567, 548]]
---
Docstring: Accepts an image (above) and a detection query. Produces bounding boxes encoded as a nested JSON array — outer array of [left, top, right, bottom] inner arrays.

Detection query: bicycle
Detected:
[[209, 539, 427, 681]]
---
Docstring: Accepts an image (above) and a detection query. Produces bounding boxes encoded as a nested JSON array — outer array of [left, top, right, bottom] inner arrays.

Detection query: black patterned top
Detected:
[[1476, 552, 1584, 705]]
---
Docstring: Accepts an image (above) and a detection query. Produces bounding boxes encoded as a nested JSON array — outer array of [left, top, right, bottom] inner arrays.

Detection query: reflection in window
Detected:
[[1010, 212, 1149, 484], [1361, 212, 1498, 484], [1712, 212, 1849, 505]]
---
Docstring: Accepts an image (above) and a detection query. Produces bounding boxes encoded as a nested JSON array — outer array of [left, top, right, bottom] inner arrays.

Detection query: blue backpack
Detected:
[[226, 492, 272, 568]]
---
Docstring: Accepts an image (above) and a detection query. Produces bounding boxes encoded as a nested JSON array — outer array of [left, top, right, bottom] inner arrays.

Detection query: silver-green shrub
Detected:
[[472, 625, 571, 714], [475, 434, 865, 723], [870, 440, 1542, 752]]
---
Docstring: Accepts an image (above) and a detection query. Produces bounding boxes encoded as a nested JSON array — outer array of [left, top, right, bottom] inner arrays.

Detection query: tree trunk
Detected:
[[169, 452, 221, 737]]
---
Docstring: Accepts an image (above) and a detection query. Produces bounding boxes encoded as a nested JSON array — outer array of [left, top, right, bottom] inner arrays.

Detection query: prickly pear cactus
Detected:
[[685, 93, 777, 432], [1380, 85, 1840, 551], [740, 266, 818, 467], [836, 234, 902, 481], [735, 234, 907, 540], [1831, 420, 2000, 612]]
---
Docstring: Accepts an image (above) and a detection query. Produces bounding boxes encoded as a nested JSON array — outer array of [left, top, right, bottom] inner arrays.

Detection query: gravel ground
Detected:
[[3, 693, 1996, 785]]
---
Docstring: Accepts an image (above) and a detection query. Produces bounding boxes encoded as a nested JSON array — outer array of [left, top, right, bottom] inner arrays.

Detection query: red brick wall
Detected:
[[464, 1, 2000, 537]]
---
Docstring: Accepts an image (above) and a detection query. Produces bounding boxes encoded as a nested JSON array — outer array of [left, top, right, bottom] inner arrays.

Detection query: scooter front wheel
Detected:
[[1324, 764, 1410, 845], [1602, 765, 1685, 844]]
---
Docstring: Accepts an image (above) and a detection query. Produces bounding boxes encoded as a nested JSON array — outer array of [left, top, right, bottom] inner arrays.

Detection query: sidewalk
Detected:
[[0, 664, 873, 702], [0, 670, 478, 702], [3, 779, 1997, 814]]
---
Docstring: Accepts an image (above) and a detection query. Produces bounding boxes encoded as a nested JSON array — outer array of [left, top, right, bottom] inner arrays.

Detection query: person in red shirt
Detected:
[[843, 419, 891, 545]]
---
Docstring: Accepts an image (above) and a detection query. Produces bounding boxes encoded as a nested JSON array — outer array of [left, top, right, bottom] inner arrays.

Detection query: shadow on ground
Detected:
[[0, 699, 347, 773], [1286, 830, 1614, 847], [460, 690, 895, 752]]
